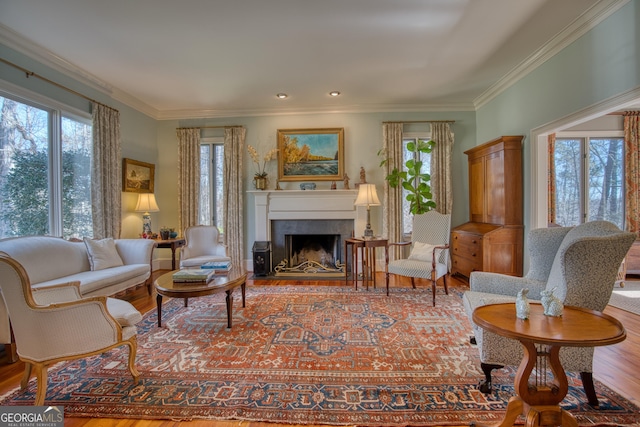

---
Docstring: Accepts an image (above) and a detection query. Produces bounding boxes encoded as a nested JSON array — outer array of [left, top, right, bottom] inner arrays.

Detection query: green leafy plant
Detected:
[[378, 139, 437, 215]]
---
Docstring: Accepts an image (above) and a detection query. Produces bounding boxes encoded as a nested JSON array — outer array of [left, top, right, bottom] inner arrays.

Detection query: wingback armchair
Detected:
[[462, 220, 635, 407], [179, 225, 231, 268], [0, 254, 141, 405]]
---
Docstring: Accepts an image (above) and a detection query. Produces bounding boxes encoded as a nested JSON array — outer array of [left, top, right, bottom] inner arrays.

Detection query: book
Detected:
[[172, 268, 215, 283], [201, 261, 232, 270]]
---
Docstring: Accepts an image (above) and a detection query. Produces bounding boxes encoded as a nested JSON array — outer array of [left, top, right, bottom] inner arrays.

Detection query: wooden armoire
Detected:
[[451, 136, 524, 278]]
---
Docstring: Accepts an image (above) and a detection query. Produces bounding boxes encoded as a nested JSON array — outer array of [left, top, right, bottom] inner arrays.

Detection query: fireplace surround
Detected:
[[250, 190, 365, 275]]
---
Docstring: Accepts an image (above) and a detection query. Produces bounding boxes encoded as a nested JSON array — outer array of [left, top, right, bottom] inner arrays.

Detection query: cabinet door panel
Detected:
[[469, 157, 485, 223], [484, 151, 505, 224]]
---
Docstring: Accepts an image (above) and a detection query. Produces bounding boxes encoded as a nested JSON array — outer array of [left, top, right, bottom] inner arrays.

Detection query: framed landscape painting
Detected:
[[122, 158, 155, 193], [277, 128, 344, 181]]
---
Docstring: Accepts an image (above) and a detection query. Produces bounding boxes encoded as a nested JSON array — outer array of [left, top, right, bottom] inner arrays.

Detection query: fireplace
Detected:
[[249, 189, 365, 276], [271, 219, 353, 276]]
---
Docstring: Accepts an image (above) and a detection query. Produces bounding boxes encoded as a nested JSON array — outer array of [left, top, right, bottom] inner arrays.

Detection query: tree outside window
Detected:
[[0, 94, 92, 239], [552, 135, 624, 229]]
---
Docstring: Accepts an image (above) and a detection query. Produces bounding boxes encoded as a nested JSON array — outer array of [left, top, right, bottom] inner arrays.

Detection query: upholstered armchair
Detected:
[[0, 254, 141, 405], [386, 211, 451, 306], [179, 225, 231, 268], [462, 221, 635, 407]]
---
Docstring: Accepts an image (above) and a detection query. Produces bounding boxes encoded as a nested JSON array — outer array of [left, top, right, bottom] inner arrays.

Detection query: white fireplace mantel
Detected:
[[249, 190, 365, 241]]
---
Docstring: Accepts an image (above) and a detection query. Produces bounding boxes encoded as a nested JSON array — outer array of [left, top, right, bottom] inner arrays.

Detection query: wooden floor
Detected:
[[1, 271, 639, 427]]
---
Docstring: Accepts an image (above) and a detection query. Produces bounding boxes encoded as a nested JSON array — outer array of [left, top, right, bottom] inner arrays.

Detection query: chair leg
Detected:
[[33, 363, 48, 406], [127, 337, 140, 383], [431, 279, 436, 306], [20, 362, 33, 390], [479, 363, 503, 394], [580, 371, 599, 407], [442, 274, 449, 295]]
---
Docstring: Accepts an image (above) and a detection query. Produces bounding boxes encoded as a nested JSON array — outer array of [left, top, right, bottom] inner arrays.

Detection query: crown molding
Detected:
[[0, 24, 113, 96], [474, 0, 630, 109], [156, 102, 476, 121]]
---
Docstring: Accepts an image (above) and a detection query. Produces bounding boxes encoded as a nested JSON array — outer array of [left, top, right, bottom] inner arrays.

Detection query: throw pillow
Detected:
[[84, 237, 124, 271], [408, 241, 436, 263]]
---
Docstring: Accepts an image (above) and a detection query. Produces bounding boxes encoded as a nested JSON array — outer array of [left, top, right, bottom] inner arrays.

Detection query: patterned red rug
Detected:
[[1, 286, 638, 426]]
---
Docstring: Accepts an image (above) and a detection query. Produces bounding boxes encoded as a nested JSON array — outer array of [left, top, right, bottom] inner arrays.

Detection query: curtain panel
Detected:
[[429, 122, 454, 215], [381, 123, 404, 260], [224, 127, 246, 267], [177, 128, 201, 233], [547, 133, 557, 226], [91, 103, 122, 239], [624, 112, 640, 236]]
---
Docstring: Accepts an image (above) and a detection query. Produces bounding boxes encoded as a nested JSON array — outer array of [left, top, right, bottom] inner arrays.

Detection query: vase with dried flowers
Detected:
[[248, 145, 278, 190]]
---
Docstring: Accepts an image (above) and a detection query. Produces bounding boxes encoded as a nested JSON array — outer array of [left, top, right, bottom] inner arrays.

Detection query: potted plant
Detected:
[[248, 145, 278, 190], [378, 139, 437, 215]]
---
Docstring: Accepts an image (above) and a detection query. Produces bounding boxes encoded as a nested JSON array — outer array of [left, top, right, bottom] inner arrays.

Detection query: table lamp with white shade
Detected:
[[135, 193, 159, 235], [354, 183, 381, 238]]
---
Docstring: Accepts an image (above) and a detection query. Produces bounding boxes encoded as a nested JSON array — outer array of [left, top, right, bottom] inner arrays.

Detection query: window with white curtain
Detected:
[[199, 137, 225, 234], [552, 132, 624, 229], [0, 90, 92, 239]]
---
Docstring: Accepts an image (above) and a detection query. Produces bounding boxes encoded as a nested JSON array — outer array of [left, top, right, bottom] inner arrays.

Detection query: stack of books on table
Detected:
[[172, 268, 215, 283], [201, 260, 232, 273]]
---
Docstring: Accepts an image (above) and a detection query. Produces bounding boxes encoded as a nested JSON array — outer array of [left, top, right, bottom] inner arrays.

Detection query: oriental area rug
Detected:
[[1, 286, 639, 426]]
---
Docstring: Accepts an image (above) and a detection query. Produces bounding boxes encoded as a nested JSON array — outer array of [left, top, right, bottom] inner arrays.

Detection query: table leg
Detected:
[[170, 245, 177, 270], [225, 289, 234, 328], [241, 281, 246, 307], [156, 294, 163, 327], [489, 340, 575, 427], [354, 244, 360, 290], [384, 245, 389, 296]]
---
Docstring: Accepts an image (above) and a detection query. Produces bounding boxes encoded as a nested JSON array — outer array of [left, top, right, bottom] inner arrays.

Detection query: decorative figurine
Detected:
[[331, 181, 337, 190], [343, 173, 350, 189], [275, 180, 282, 190], [515, 288, 530, 320], [359, 167, 367, 184], [541, 287, 564, 317]]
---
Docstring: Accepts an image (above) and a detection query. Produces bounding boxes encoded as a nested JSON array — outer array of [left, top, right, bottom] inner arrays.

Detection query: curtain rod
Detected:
[[176, 125, 242, 130], [0, 57, 116, 111], [383, 120, 455, 124]]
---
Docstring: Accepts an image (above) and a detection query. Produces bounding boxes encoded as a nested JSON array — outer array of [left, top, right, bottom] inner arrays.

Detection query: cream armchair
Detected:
[[462, 221, 635, 407], [179, 225, 231, 268], [0, 254, 141, 405]]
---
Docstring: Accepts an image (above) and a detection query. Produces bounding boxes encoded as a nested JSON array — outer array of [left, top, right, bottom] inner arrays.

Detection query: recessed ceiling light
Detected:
[[276, 93, 288, 99], [329, 91, 341, 97]]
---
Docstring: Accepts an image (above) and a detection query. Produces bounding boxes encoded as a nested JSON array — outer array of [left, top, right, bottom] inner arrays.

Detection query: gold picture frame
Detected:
[[122, 158, 155, 193], [277, 128, 344, 181]]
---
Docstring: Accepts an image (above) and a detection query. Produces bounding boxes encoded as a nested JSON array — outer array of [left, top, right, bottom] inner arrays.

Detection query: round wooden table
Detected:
[[472, 303, 626, 427], [154, 268, 247, 328]]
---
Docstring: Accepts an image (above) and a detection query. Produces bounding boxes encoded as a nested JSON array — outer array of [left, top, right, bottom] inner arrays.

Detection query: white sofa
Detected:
[[0, 235, 155, 361]]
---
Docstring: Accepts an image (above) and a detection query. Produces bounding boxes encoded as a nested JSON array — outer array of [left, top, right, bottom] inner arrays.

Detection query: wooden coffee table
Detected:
[[154, 268, 247, 328], [472, 303, 626, 427]]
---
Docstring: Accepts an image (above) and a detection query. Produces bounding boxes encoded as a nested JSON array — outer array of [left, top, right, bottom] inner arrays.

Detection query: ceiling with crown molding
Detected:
[[0, 0, 619, 119]]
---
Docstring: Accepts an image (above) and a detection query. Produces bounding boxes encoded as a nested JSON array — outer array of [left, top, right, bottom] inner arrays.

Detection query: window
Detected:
[[0, 92, 92, 239], [401, 134, 431, 235], [199, 138, 224, 234], [551, 133, 624, 229]]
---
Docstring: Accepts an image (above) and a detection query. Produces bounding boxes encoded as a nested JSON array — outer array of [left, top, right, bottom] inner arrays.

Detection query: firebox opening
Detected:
[[287, 234, 339, 268]]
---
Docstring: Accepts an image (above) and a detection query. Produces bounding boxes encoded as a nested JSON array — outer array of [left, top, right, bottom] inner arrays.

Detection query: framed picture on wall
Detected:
[[122, 158, 155, 193], [277, 128, 344, 181]]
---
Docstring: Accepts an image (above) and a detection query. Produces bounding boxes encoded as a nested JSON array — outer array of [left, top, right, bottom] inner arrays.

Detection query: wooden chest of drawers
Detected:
[[451, 222, 523, 278]]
